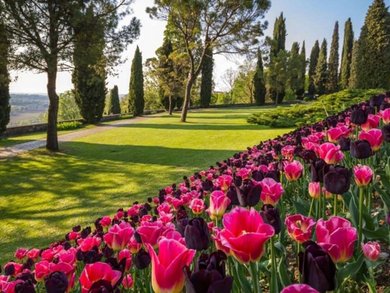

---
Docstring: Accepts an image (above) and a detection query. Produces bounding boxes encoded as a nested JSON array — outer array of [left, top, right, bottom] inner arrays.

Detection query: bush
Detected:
[[247, 89, 383, 127], [57, 121, 83, 131]]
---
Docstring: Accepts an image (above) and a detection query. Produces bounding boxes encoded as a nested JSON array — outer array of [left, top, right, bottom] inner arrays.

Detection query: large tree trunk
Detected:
[[180, 76, 194, 122], [168, 95, 173, 115], [46, 61, 59, 151]]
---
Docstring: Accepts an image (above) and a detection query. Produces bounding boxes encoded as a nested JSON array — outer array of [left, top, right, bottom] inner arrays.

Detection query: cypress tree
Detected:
[[253, 49, 266, 105], [339, 18, 354, 89], [72, 6, 106, 123], [314, 39, 328, 95], [327, 21, 339, 93], [287, 42, 301, 96], [108, 86, 121, 115], [355, 0, 390, 89], [297, 41, 306, 97], [308, 40, 320, 96], [0, 22, 10, 134], [349, 40, 360, 88], [200, 46, 213, 108], [128, 46, 144, 116]]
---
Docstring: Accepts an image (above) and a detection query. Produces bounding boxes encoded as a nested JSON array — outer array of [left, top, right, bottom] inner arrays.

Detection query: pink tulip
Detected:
[[26, 248, 40, 260], [316, 216, 357, 263], [79, 262, 122, 293], [353, 165, 373, 187], [236, 168, 251, 179], [259, 177, 284, 206], [361, 114, 380, 130], [35, 260, 51, 282], [285, 214, 316, 243], [14, 248, 28, 260], [103, 222, 134, 251], [136, 221, 166, 247], [380, 108, 390, 124], [281, 284, 320, 293], [281, 145, 295, 160], [122, 274, 134, 289], [362, 241, 381, 261], [327, 126, 351, 143], [118, 249, 132, 271], [212, 227, 230, 255], [99, 216, 111, 227], [146, 238, 195, 293], [219, 207, 274, 263], [78, 236, 101, 252], [316, 143, 344, 164], [359, 128, 383, 152], [308, 182, 321, 199], [208, 190, 231, 220], [284, 160, 304, 181], [216, 175, 233, 192], [189, 198, 205, 214]]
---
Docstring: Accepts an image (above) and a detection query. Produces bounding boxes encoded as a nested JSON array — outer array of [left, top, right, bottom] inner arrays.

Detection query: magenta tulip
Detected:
[[316, 143, 344, 165], [316, 216, 357, 263], [353, 165, 373, 187], [208, 190, 231, 220], [259, 177, 284, 206], [103, 222, 134, 251], [308, 182, 321, 199], [362, 241, 381, 261], [284, 160, 304, 181], [285, 214, 316, 243], [79, 262, 122, 293], [359, 128, 383, 152], [327, 126, 350, 143], [219, 207, 274, 263], [189, 198, 205, 215], [361, 114, 380, 130], [281, 284, 319, 293], [146, 238, 195, 293], [216, 175, 233, 192], [122, 274, 134, 289], [380, 108, 390, 124]]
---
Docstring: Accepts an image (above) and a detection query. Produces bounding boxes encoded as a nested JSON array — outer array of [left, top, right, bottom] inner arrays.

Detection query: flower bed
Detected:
[[1, 93, 390, 293]]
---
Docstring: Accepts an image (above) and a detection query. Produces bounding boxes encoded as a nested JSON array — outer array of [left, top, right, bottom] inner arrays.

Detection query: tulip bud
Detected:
[[260, 204, 281, 234], [308, 182, 321, 199], [323, 166, 351, 194], [353, 165, 373, 187], [362, 242, 381, 262], [133, 249, 151, 270], [184, 218, 210, 251]]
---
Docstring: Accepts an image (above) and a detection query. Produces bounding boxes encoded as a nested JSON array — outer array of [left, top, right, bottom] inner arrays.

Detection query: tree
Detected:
[[349, 40, 360, 89], [1, 1, 140, 150], [148, 0, 271, 122], [128, 46, 144, 116], [267, 50, 289, 105], [107, 85, 121, 114], [297, 41, 306, 97], [268, 12, 287, 103], [308, 40, 320, 96], [253, 50, 266, 105], [232, 59, 256, 104], [354, 0, 390, 89], [58, 91, 81, 121], [287, 42, 301, 96], [327, 21, 339, 93], [314, 39, 328, 95], [0, 21, 10, 134], [72, 5, 106, 123], [339, 18, 354, 89], [222, 68, 237, 103], [200, 46, 213, 108]]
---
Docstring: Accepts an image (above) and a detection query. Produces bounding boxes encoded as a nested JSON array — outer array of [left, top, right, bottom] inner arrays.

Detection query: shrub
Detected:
[[57, 121, 83, 131]]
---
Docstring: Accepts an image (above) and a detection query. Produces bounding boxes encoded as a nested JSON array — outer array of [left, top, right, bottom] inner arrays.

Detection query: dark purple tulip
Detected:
[[299, 241, 336, 293], [264, 170, 280, 182], [235, 179, 261, 207], [89, 280, 118, 293], [184, 218, 210, 251], [310, 159, 330, 183], [45, 271, 68, 293], [260, 204, 281, 234], [382, 124, 390, 142], [15, 280, 36, 293], [369, 94, 385, 109], [351, 108, 368, 125], [324, 166, 351, 194], [197, 251, 227, 277], [226, 187, 239, 206], [202, 179, 214, 192], [133, 248, 151, 270], [338, 137, 351, 151], [186, 270, 233, 293], [350, 140, 373, 159]]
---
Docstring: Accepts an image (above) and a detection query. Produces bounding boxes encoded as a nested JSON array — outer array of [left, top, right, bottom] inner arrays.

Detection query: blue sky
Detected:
[[9, 0, 390, 94]]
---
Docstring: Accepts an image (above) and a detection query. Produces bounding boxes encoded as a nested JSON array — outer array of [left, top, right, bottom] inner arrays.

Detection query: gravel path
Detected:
[[0, 116, 149, 159]]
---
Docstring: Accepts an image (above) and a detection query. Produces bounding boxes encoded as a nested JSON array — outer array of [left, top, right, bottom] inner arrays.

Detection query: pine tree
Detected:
[[200, 46, 213, 108], [0, 22, 10, 134], [287, 42, 301, 96], [314, 39, 328, 95], [339, 18, 354, 89], [253, 50, 266, 105], [349, 40, 360, 88], [308, 40, 320, 96], [297, 41, 306, 97], [128, 46, 144, 116], [108, 86, 121, 115], [327, 21, 339, 93]]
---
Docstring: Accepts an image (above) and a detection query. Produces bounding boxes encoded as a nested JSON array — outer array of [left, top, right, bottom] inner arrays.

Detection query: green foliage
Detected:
[[128, 46, 144, 116], [253, 50, 266, 105], [314, 39, 328, 95], [340, 18, 354, 89], [200, 46, 213, 108], [327, 21, 339, 93], [107, 86, 121, 115], [287, 42, 302, 97], [0, 22, 10, 134], [72, 6, 107, 124], [308, 40, 320, 96], [349, 41, 360, 88], [353, 0, 390, 89], [298, 41, 306, 98], [57, 121, 83, 131], [247, 89, 382, 127], [58, 91, 81, 121]]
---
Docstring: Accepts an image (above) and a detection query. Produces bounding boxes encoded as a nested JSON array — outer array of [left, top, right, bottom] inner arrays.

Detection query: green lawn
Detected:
[[0, 107, 292, 263]]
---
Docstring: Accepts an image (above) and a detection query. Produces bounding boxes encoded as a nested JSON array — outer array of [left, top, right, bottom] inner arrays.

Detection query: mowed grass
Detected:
[[0, 107, 292, 263]]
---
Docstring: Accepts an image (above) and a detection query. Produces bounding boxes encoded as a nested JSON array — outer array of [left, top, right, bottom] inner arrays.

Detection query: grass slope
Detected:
[[0, 107, 291, 263]]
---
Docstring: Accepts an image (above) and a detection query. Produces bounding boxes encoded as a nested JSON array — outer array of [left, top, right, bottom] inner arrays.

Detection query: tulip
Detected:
[[122, 274, 134, 289], [353, 165, 373, 187], [45, 271, 68, 293], [359, 128, 383, 152], [316, 216, 357, 263], [323, 166, 351, 194], [26, 248, 40, 261], [14, 248, 28, 260], [208, 190, 231, 220], [133, 248, 151, 270], [103, 222, 134, 251], [299, 241, 336, 293], [259, 177, 284, 206], [260, 204, 281, 234], [284, 160, 304, 181], [310, 159, 330, 182], [281, 284, 320, 293], [136, 221, 165, 247], [78, 236, 101, 252], [350, 140, 373, 159], [380, 108, 390, 124], [362, 241, 381, 262], [316, 143, 344, 165], [236, 179, 262, 207], [338, 137, 351, 151], [186, 269, 233, 293], [285, 214, 316, 243], [216, 175, 233, 192], [351, 108, 368, 125], [361, 114, 380, 130], [184, 217, 210, 251], [308, 182, 321, 199], [382, 124, 390, 142], [327, 126, 350, 143], [189, 198, 205, 215], [146, 238, 195, 293], [79, 262, 122, 293], [99, 216, 111, 227], [219, 207, 274, 263]]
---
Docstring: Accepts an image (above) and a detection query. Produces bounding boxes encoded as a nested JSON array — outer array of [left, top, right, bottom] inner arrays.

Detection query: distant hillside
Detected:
[[9, 94, 48, 126]]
